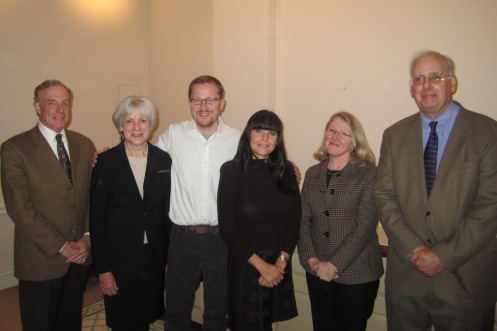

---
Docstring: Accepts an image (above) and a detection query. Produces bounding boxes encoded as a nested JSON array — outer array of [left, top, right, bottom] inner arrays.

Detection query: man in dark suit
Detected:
[[374, 50, 497, 330], [1, 80, 96, 331]]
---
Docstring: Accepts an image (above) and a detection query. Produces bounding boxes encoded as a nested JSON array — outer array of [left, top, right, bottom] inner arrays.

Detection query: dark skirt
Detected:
[[103, 244, 165, 329], [228, 250, 298, 330]]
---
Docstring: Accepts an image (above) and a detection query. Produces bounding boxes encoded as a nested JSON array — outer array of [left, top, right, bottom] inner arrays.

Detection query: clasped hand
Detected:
[[410, 245, 445, 276], [309, 257, 339, 282], [61, 235, 90, 264], [258, 263, 285, 288]]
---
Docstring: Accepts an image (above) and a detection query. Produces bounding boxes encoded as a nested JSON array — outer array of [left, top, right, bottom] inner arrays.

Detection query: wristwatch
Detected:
[[279, 254, 288, 263]]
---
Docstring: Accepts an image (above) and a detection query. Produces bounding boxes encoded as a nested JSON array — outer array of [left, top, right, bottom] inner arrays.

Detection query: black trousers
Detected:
[[18, 263, 87, 331], [165, 224, 228, 331], [104, 244, 165, 329], [306, 272, 379, 331]]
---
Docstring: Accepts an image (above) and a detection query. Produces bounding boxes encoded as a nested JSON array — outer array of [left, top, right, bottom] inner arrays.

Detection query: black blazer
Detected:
[[89, 141, 172, 276]]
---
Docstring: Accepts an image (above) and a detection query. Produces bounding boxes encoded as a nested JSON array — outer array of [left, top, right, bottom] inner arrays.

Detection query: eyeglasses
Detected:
[[410, 74, 452, 86], [189, 98, 220, 105], [326, 128, 352, 138]]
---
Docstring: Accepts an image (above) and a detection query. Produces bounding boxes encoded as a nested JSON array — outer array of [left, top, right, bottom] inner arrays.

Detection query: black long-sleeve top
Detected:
[[218, 159, 301, 263]]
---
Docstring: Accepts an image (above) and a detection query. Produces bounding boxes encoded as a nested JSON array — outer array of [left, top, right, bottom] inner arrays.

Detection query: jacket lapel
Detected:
[[405, 116, 428, 204], [431, 108, 470, 199], [317, 161, 328, 190], [66, 131, 82, 183], [142, 142, 157, 203], [30, 127, 68, 177]]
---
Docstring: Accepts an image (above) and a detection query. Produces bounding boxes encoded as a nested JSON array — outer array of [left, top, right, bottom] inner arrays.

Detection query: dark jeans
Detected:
[[306, 272, 379, 331], [165, 224, 228, 331], [19, 263, 87, 331]]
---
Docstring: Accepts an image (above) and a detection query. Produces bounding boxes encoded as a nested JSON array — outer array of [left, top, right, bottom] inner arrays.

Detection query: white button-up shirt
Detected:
[[157, 117, 240, 226], [38, 122, 71, 159]]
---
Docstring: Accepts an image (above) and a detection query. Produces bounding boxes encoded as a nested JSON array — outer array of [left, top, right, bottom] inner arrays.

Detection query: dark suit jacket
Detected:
[[1, 126, 95, 281], [374, 103, 497, 309], [298, 161, 384, 284], [89, 141, 171, 277]]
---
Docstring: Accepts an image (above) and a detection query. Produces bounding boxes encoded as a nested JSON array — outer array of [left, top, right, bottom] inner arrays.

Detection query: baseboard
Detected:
[[0, 270, 17, 290]]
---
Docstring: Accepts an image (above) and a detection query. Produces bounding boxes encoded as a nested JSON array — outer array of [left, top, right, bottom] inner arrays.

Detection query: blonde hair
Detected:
[[313, 111, 376, 166]]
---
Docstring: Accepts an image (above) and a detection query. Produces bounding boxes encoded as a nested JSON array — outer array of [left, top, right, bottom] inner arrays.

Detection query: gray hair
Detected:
[[112, 96, 158, 136], [409, 50, 456, 77]]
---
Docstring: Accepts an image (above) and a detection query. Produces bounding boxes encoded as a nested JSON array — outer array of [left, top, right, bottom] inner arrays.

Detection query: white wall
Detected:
[[150, 0, 497, 177], [147, 1, 497, 329], [0, 0, 150, 287], [277, 0, 497, 173], [148, 0, 214, 140], [1, 3, 497, 325]]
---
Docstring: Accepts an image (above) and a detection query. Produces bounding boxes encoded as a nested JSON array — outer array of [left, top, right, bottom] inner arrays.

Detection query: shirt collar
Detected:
[[38, 122, 66, 143], [420, 101, 459, 129]]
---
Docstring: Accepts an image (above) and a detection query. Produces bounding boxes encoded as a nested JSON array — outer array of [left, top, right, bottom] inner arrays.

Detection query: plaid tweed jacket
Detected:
[[298, 161, 383, 284]]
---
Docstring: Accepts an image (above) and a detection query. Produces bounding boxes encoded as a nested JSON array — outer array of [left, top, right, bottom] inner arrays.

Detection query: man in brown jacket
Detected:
[[1, 80, 95, 331], [375, 51, 497, 330]]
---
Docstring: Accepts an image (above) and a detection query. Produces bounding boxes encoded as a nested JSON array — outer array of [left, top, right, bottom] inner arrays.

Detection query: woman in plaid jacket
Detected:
[[298, 112, 383, 331]]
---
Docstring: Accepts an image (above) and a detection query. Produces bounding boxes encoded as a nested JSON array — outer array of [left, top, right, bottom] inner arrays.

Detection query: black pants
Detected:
[[306, 272, 379, 331], [165, 224, 228, 331], [105, 244, 165, 329], [19, 263, 87, 331]]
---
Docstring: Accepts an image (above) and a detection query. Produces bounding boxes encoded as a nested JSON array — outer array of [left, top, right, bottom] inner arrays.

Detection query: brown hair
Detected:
[[188, 75, 225, 99], [33, 80, 73, 104]]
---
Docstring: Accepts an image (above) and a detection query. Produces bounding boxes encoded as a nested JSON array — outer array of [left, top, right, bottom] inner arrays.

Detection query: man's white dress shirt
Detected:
[[157, 117, 240, 226]]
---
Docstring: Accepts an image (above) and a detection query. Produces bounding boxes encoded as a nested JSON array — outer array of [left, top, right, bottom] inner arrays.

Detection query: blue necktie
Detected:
[[56, 134, 72, 183], [424, 121, 438, 197]]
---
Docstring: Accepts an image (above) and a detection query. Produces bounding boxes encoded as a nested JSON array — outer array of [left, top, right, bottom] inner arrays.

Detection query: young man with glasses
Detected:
[[158, 75, 241, 330]]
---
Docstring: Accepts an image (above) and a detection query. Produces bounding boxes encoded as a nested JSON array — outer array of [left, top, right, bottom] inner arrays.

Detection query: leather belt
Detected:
[[184, 225, 219, 234]]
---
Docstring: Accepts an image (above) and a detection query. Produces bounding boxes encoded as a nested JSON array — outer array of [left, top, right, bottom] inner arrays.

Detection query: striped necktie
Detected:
[[56, 134, 72, 183], [424, 121, 438, 197]]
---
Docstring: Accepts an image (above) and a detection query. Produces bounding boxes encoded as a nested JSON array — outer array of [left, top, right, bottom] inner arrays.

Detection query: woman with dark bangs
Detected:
[[218, 110, 301, 330]]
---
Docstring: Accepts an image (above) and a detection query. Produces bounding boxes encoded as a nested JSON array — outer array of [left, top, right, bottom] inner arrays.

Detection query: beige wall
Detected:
[[149, 0, 497, 174], [1, 0, 496, 301], [0, 0, 151, 287], [148, 0, 213, 137], [278, 0, 497, 173]]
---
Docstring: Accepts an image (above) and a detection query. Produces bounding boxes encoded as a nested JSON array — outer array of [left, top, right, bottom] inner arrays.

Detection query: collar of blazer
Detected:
[[405, 103, 472, 203], [31, 127, 73, 178]]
